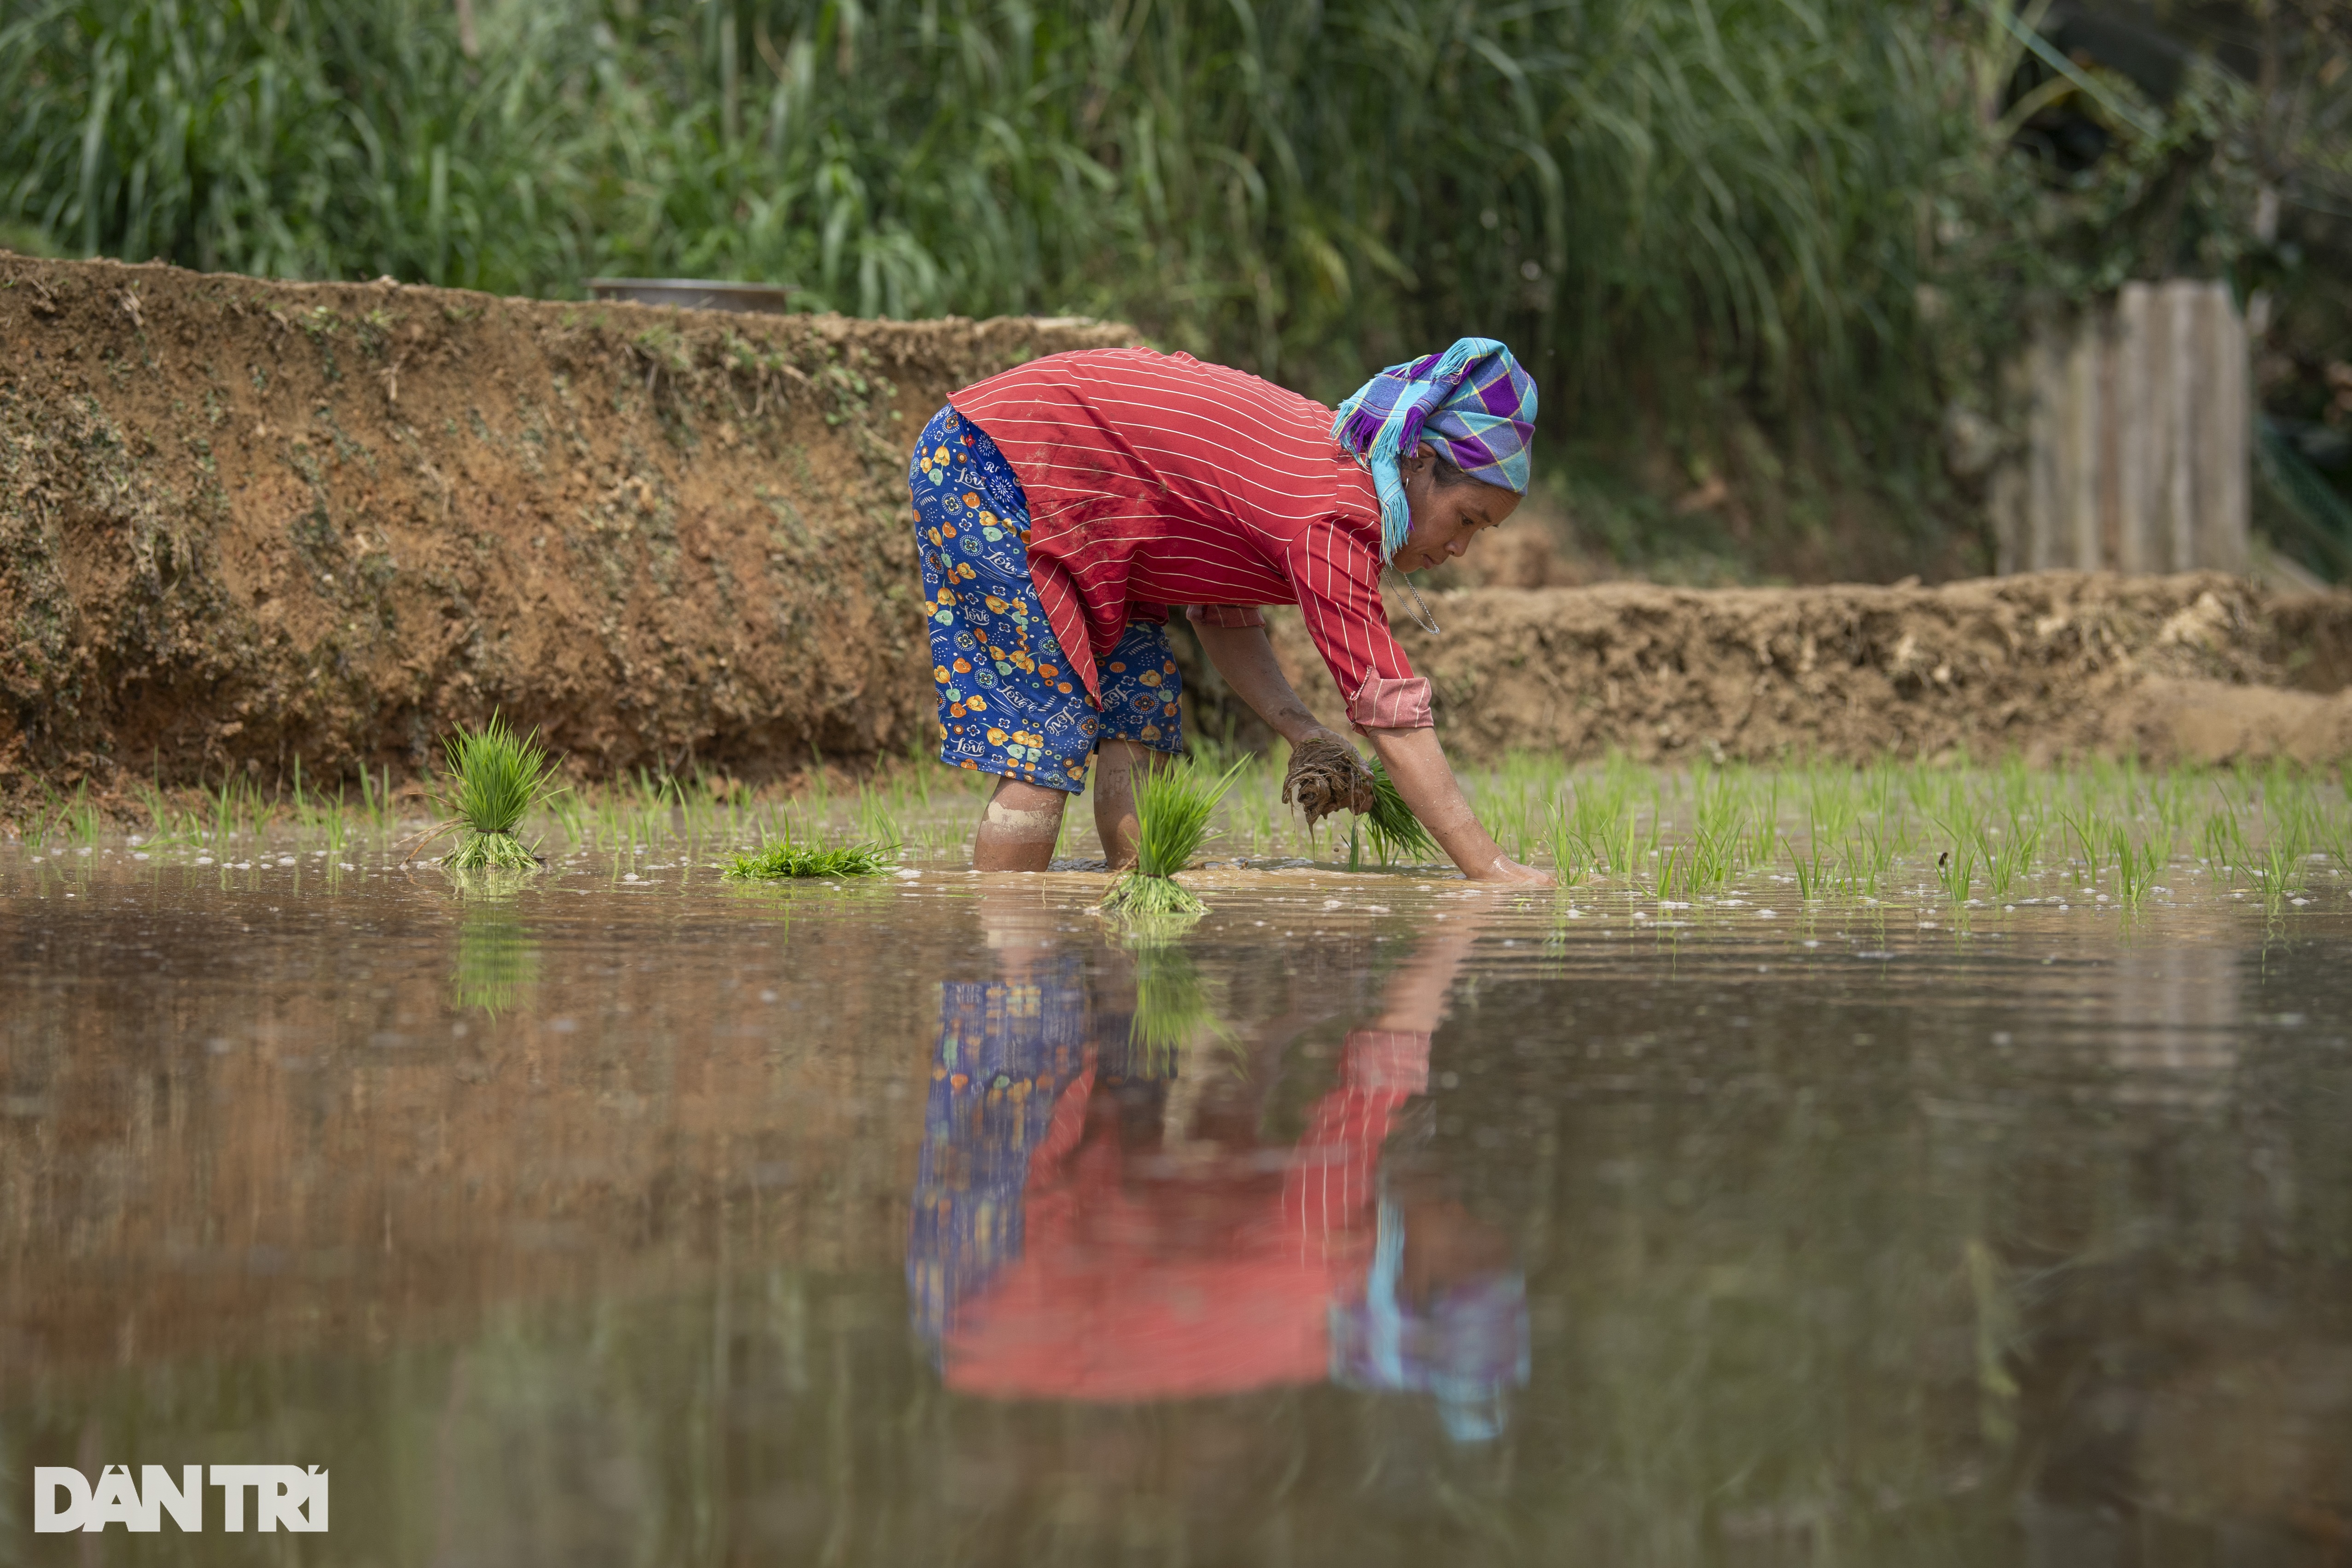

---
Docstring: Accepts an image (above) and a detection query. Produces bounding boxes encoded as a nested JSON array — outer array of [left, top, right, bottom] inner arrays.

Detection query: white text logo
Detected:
[[33, 1465, 328, 1533]]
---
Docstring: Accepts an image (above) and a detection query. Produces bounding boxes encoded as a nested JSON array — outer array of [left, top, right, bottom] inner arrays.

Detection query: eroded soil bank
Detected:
[[1248, 573, 2352, 769], [0, 253, 1131, 794], [4, 253, 2351, 801]]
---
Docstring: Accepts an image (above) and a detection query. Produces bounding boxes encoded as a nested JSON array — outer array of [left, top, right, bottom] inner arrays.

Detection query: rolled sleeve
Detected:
[[1347, 674, 1434, 731], [1285, 518, 1428, 734], [1185, 603, 1267, 628]]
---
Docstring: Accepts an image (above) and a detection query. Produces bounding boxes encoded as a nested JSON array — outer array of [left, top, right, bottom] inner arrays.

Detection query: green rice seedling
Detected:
[[2060, 807, 2103, 889], [2201, 803, 2248, 883], [1784, 823, 1829, 902], [58, 783, 103, 849], [725, 832, 892, 881], [2110, 827, 2162, 910], [547, 791, 587, 851], [2317, 801, 2352, 879], [415, 714, 563, 871], [289, 757, 319, 836], [207, 778, 236, 849], [129, 782, 164, 842], [1654, 843, 1690, 903], [855, 788, 906, 854], [1986, 810, 2042, 902], [300, 782, 351, 857], [2148, 769, 2195, 835], [1101, 759, 1246, 918], [1934, 841, 1976, 907], [1359, 759, 1439, 866], [1853, 815, 1899, 900], [1743, 773, 1782, 873], [2253, 804, 2312, 910], [1686, 817, 1736, 895], [1542, 796, 1592, 886], [353, 765, 387, 836], [1565, 771, 1633, 878]]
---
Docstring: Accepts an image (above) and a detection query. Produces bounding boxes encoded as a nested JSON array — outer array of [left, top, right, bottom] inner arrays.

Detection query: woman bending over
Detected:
[[907, 337, 1551, 886]]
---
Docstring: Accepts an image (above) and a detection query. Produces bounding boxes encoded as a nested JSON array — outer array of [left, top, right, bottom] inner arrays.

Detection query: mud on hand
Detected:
[[1280, 733, 1376, 826]]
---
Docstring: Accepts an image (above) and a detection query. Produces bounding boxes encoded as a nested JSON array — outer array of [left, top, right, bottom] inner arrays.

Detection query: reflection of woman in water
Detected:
[[906, 900, 1527, 1440]]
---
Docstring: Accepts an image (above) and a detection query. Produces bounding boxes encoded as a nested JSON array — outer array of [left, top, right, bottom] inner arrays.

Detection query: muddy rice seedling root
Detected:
[[1281, 734, 1373, 828]]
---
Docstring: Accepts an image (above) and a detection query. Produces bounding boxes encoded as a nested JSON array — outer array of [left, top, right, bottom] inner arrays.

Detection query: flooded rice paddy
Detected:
[[5, 760, 2351, 1565]]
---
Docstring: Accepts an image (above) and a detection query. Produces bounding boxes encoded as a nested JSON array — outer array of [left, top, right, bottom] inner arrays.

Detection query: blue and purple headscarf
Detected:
[[1331, 337, 1538, 562]]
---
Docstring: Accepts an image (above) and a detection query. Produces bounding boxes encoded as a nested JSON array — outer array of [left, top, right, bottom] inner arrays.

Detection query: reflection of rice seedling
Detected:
[[724, 831, 892, 880], [1125, 923, 1225, 1074], [447, 871, 539, 1016], [412, 713, 563, 871], [1101, 758, 1245, 918], [1360, 759, 1438, 865]]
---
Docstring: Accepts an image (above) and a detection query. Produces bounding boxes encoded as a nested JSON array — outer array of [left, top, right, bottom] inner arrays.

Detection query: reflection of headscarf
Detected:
[[1329, 1197, 1532, 1443], [1331, 338, 1539, 561]]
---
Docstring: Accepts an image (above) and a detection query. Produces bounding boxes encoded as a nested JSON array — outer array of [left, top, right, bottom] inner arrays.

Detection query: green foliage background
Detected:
[[0, 0, 2330, 579]]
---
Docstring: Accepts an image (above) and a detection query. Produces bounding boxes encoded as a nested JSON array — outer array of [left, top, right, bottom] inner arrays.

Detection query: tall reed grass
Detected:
[[0, 0, 2059, 464]]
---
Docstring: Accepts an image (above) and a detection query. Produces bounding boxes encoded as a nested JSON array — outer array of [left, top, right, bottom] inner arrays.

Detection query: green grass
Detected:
[[433, 712, 562, 871], [1100, 758, 1246, 919], [0, 0, 2284, 581]]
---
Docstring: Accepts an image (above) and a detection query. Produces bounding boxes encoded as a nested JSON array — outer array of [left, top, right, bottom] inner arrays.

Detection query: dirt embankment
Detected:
[[4, 253, 2350, 799], [0, 253, 1132, 794], [1239, 573, 2352, 768]]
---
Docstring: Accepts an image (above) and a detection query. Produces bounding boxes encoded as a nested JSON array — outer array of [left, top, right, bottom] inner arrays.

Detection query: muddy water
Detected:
[[5, 845, 2350, 1565]]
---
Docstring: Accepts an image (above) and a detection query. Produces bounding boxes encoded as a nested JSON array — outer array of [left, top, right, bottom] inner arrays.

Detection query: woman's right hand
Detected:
[[1470, 853, 1555, 887], [1362, 726, 1556, 887]]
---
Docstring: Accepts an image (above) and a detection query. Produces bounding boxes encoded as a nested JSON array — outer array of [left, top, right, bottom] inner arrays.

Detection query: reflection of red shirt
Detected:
[[941, 1030, 1429, 1401], [950, 349, 1433, 729]]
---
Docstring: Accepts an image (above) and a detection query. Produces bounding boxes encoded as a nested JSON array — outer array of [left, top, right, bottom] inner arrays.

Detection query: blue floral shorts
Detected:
[[909, 403, 1184, 793]]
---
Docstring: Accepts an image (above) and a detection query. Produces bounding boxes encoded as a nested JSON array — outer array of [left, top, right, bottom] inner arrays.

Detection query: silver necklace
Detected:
[[1387, 563, 1442, 636]]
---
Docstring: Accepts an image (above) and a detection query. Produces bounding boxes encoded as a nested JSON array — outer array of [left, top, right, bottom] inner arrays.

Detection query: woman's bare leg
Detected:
[[1091, 739, 1170, 869], [973, 775, 1068, 872]]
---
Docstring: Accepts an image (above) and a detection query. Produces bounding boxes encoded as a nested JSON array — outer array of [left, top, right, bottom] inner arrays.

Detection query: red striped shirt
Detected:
[[951, 347, 1433, 729]]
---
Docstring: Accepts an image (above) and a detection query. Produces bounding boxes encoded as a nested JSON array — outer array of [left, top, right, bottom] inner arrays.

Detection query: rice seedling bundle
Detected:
[[724, 834, 892, 881], [1100, 759, 1246, 919], [1361, 759, 1439, 866], [430, 713, 563, 871]]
